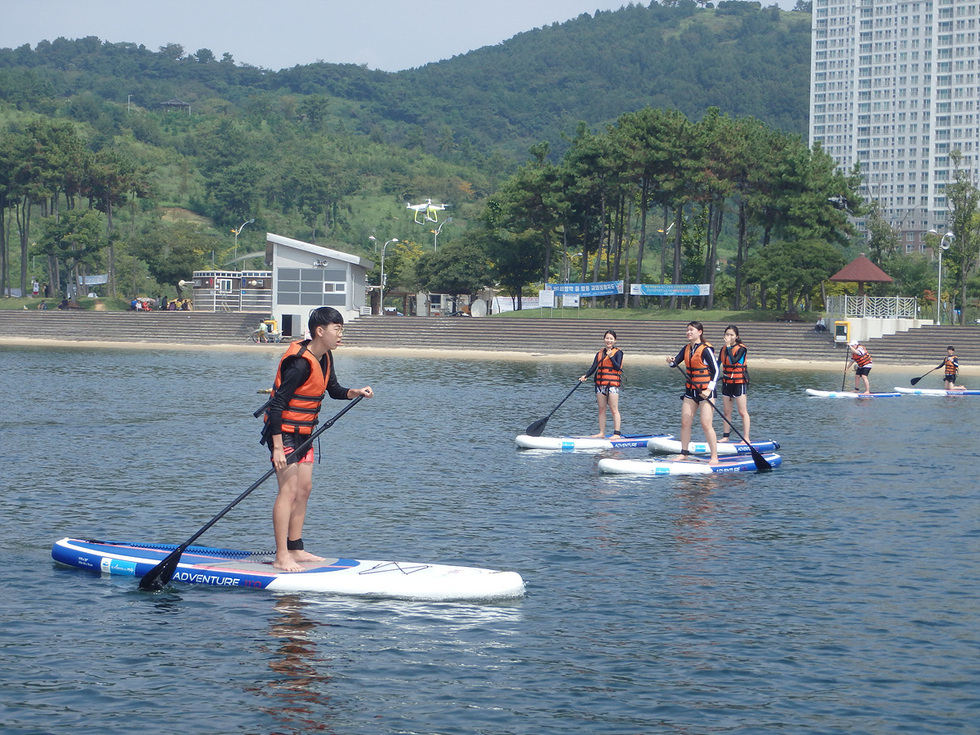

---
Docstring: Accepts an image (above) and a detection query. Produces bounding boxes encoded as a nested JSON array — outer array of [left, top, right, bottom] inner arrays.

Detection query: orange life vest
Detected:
[[944, 355, 958, 374], [271, 341, 329, 435], [594, 347, 622, 387], [721, 343, 748, 385], [853, 345, 872, 368], [685, 342, 715, 391]]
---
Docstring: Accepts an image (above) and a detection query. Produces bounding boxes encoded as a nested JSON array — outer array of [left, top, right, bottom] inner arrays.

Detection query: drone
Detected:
[[406, 199, 449, 224]]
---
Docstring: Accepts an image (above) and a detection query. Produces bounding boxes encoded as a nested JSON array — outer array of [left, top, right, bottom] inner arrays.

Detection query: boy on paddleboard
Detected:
[[263, 307, 373, 572], [944, 346, 966, 390], [847, 340, 873, 394]]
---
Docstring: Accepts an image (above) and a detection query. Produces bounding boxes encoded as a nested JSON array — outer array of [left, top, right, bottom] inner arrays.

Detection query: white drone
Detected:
[[406, 199, 449, 224]]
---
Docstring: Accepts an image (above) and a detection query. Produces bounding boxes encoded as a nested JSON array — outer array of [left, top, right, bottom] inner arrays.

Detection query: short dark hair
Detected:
[[308, 307, 344, 336], [947, 345, 955, 351]]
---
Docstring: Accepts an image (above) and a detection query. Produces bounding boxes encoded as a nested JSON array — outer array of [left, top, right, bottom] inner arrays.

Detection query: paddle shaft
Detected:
[[672, 363, 771, 472], [138, 395, 363, 591], [841, 345, 851, 390], [910, 362, 947, 386], [524, 381, 583, 436]]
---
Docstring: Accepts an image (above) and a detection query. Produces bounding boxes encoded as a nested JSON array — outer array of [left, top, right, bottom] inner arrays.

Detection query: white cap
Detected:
[[848, 340, 858, 347]]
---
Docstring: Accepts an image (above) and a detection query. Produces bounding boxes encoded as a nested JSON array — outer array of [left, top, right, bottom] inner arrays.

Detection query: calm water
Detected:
[[1, 344, 978, 734]]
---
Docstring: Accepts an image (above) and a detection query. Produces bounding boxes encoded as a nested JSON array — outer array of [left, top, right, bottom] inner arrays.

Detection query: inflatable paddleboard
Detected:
[[51, 538, 525, 601], [598, 453, 781, 476], [646, 436, 779, 456], [805, 389, 901, 398], [515, 433, 671, 451], [894, 386, 980, 396]]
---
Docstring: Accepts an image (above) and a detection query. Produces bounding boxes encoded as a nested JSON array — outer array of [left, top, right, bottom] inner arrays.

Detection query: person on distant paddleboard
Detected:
[[943, 346, 966, 390], [847, 340, 873, 394], [666, 321, 720, 465], [719, 325, 750, 443], [262, 307, 373, 572], [579, 330, 623, 438]]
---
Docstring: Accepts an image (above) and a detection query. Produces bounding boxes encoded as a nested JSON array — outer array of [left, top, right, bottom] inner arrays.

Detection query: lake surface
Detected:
[[1, 344, 978, 734]]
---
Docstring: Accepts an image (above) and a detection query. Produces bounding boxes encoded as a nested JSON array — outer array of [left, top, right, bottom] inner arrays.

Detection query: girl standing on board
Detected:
[[719, 325, 750, 443], [580, 330, 623, 438], [665, 321, 720, 465]]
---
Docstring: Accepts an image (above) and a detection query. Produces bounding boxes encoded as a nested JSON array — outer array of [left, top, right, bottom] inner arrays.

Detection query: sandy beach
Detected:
[[4, 335, 978, 375]]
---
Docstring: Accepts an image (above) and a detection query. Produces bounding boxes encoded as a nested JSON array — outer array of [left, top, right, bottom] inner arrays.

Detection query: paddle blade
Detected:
[[909, 376, 922, 386], [138, 547, 184, 591], [749, 447, 772, 473], [524, 417, 548, 437]]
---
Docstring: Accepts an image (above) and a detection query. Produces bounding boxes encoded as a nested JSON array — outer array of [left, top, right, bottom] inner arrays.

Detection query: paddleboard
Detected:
[[646, 436, 780, 456], [805, 389, 901, 398], [51, 538, 525, 601], [894, 386, 980, 396], [598, 453, 781, 476], [515, 433, 671, 451]]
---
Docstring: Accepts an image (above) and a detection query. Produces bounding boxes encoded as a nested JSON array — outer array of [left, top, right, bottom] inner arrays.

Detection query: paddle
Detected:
[[524, 381, 583, 437], [910, 362, 946, 386], [841, 344, 851, 391], [138, 396, 364, 591], [672, 364, 771, 472]]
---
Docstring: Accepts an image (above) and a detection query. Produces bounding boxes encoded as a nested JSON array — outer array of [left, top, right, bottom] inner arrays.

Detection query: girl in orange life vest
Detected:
[[847, 339, 873, 394], [720, 325, 750, 443], [579, 330, 623, 438], [665, 321, 720, 465], [943, 345, 966, 390], [265, 307, 374, 573]]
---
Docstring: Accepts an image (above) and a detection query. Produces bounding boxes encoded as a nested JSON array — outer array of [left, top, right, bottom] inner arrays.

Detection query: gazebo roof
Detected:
[[829, 254, 893, 283]]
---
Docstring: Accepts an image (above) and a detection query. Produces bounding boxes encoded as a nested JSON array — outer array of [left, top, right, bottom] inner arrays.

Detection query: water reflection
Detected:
[[257, 595, 335, 734]]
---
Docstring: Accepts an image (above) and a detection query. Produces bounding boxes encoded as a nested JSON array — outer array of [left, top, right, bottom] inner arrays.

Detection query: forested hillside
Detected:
[[4, 0, 879, 317]]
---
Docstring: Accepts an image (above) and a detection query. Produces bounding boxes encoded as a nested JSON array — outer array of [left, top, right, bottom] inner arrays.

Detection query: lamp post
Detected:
[[928, 229, 953, 324], [233, 218, 255, 270], [368, 237, 398, 314], [432, 217, 452, 251]]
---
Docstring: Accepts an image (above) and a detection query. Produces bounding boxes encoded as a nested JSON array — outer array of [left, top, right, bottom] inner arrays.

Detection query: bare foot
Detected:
[[708, 457, 720, 466], [292, 550, 326, 563], [273, 554, 304, 572], [718, 436, 729, 443], [590, 433, 605, 438]]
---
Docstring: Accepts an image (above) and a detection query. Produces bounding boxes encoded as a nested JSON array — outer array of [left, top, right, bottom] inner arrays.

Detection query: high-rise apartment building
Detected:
[[809, 0, 978, 253]]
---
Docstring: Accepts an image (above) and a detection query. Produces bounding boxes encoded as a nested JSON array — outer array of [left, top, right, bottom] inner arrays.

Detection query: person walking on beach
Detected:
[[262, 307, 373, 572], [943, 346, 965, 390], [847, 340, 873, 394], [580, 330, 623, 438], [719, 325, 750, 443], [665, 321, 720, 465]]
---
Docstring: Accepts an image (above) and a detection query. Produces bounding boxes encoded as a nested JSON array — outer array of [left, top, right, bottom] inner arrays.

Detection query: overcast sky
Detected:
[[2, 0, 797, 73]]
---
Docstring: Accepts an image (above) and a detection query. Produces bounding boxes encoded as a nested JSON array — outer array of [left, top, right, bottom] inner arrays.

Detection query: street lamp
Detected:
[[233, 218, 255, 270], [928, 229, 953, 324], [432, 217, 452, 251], [371, 238, 398, 314]]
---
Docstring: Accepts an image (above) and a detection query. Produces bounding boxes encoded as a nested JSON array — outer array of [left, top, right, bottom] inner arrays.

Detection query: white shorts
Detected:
[[595, 385, 619, 395]]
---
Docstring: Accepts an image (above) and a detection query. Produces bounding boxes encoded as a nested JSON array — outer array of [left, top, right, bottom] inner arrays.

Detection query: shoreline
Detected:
[[3, 336, 979, 375]]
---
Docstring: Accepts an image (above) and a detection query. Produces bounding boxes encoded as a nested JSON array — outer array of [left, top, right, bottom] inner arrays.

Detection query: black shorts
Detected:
[[945, 373, 958, 382], [682, 387, 715, 403], [855, 366, 872, 377], [721, 382, 747, 397]]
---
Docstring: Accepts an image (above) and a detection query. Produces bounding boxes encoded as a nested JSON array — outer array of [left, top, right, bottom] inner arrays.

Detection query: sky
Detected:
[[3, 0, 796, 73]]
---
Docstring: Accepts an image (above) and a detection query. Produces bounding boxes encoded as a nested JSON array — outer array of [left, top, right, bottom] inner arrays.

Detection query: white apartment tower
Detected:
[[809, 0, 979, 252]]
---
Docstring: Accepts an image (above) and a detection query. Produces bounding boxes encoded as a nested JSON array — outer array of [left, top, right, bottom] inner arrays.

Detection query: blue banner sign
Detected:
[[547, 280, 624, 296], [629, 284, 710, 296]]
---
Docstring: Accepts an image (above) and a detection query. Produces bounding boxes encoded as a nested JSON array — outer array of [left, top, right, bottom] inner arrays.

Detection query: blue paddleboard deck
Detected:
[[52, 538, 525, 601]]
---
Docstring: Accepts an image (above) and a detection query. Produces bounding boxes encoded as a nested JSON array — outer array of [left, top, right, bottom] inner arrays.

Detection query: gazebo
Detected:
[[829, 253, 893, 295]]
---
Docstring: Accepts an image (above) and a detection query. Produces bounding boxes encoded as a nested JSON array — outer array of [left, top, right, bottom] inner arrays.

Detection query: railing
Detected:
[[192, 289, 273, 313], [826, 294, 918, 319]]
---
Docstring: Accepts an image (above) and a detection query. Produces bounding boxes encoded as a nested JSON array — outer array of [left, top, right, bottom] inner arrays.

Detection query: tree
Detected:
[[36, 210, 106, 296], [132, 220, 217, 293], [945, 151, 980, 325]]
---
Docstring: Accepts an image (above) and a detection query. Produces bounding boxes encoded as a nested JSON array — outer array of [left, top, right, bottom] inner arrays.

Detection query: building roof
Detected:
[[266, 233, 374, 270], [829, 254, 894, 284]]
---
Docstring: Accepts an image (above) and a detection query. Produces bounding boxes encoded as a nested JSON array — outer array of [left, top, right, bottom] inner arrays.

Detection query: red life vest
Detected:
[[271, 341, 329, 435], [685, 342, 714, 391], [853, 345, 872, 368], [721, 343, 748, 385], [594, 347, 622, 387]]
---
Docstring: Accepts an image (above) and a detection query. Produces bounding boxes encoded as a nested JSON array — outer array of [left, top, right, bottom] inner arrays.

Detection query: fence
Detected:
[[826, 294, 918, 319]]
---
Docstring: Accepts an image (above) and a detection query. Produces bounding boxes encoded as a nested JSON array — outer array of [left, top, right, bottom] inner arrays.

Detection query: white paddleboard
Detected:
[[646, 436, 780, 456], [805, 389, 901, 398]]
